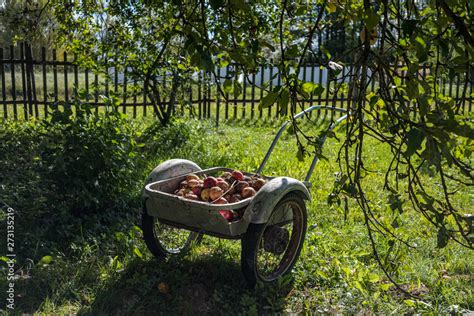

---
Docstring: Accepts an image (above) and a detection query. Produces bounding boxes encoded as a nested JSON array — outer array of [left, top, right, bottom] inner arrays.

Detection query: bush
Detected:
[[0, 98, 146, 218], [41, 98, 146, 215]]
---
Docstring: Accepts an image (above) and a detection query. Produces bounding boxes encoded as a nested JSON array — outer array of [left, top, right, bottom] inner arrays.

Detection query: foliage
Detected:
[[0, 97, 146, 219], [52, 0, 202, 126], [0, 0, 56, 55]]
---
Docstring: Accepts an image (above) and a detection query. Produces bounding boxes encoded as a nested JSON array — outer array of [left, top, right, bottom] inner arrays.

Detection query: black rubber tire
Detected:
[[141, 205, 202, 260], [241, 192, 307, 287]]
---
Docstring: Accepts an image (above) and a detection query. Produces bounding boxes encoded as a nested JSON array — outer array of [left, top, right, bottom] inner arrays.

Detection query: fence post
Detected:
[[268, 59, 274, 119], [9, 45, 18, 119], [198, 71, 202, 119], [143, 79, 148, 117], [64, 51, 69, 102], [20, 44, 28, 119], [259, 63, 264, 119], [42, 47, 48, 118], [123, 67, 128, 114], [52, 49, 58, 105], [73, 53, 79, 100], [225, 64, 229, 120], [1, 48, 6, 119]]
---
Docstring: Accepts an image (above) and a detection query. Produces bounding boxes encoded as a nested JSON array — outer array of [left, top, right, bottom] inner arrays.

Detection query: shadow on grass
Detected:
[[78, 251, 290, 315]]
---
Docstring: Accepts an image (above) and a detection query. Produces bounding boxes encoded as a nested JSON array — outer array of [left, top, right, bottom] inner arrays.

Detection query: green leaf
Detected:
[[327, 2, 337, 13], [296, 145, 305, 162], [404, 299, 416, 307], [354, 281, 365, 293], [302, 82, 316, 94], [39, 255, 53, 265], [278, 88, 289, 115], [259, 91, 278, 109], [317, 270, 328, 279], [406, 80, 419, 100], [368, 273, 380, 283], [223, 79, 233, 93], [365, 9, 380, 31], [200, 50, 213, 71], [133, 247, 143, 258], [406, 128, 425, 156], [342, 267, 351, 278], [381, 283, 393, 291], [219, 58, 229, 68], [233, 81, 242, 98], [437, 226, 449, 248], [313, 85, 325, 96], [388, 193, 403, 213]]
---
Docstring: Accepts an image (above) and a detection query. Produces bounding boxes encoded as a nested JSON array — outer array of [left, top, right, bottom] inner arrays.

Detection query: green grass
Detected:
[[0, 118, 472, 315]]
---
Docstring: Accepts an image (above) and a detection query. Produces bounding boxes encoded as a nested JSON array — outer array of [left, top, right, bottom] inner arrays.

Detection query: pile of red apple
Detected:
[[173, 170, 267, 221]]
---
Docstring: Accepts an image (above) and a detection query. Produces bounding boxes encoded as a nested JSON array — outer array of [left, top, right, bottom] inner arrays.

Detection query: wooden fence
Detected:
[[1, 44, 472, 123]]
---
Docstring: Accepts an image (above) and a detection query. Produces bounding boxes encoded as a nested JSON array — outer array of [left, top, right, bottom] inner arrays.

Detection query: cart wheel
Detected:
[[241, 192, 307, 287], [142, 207, 202, 259]]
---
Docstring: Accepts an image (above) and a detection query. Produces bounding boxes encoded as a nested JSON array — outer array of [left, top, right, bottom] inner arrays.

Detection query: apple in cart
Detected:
[[192, 185, 203, 196], [186, 174, 200, 182], [235, 181, 249, 193], [187, 179, 199, 188], [203, 176, 218, 188], [242, 187, 256, 199], [219, 210, 234, 221], [216, 180, 230, 191], [184, 193, 199, 200], [214, 197, 228, 204], [201, 188, 211, 201], [209, 186, 224, 201], [228, 194, 242, 203], [252, 178, 266, 191], [231, 170, 244, 181]]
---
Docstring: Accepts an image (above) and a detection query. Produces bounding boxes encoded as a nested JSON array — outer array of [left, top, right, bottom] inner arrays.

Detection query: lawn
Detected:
[[0, 115, 472, 315]]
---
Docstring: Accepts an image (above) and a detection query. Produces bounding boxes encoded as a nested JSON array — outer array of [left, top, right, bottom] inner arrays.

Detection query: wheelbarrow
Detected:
[[142, 105, 348, 287]]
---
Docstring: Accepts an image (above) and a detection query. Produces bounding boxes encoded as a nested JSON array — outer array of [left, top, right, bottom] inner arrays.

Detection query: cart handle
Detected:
[[256, 105, 349, 184]]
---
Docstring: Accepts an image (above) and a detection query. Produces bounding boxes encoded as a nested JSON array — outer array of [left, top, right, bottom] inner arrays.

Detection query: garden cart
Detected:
[[142, 105, 348, 287]]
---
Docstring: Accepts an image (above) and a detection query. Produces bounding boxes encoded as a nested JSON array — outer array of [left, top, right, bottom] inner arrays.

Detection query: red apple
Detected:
[[201, 188, 211, 201], [231, 170, 244, 181], [192, 185, 203, 196], [214, 197, 228, 204], [203, 176, 218, 188], [219, 210, 234, 221], [209, 186, 223, 201], [242, 186, 257, 199]]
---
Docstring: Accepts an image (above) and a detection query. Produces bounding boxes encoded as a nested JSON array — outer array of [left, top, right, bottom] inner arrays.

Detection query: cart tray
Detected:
[[145, 167, 269, 237]]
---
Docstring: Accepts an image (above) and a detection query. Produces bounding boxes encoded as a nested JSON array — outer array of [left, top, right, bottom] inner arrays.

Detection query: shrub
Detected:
[[0, 97, 146, 218]]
